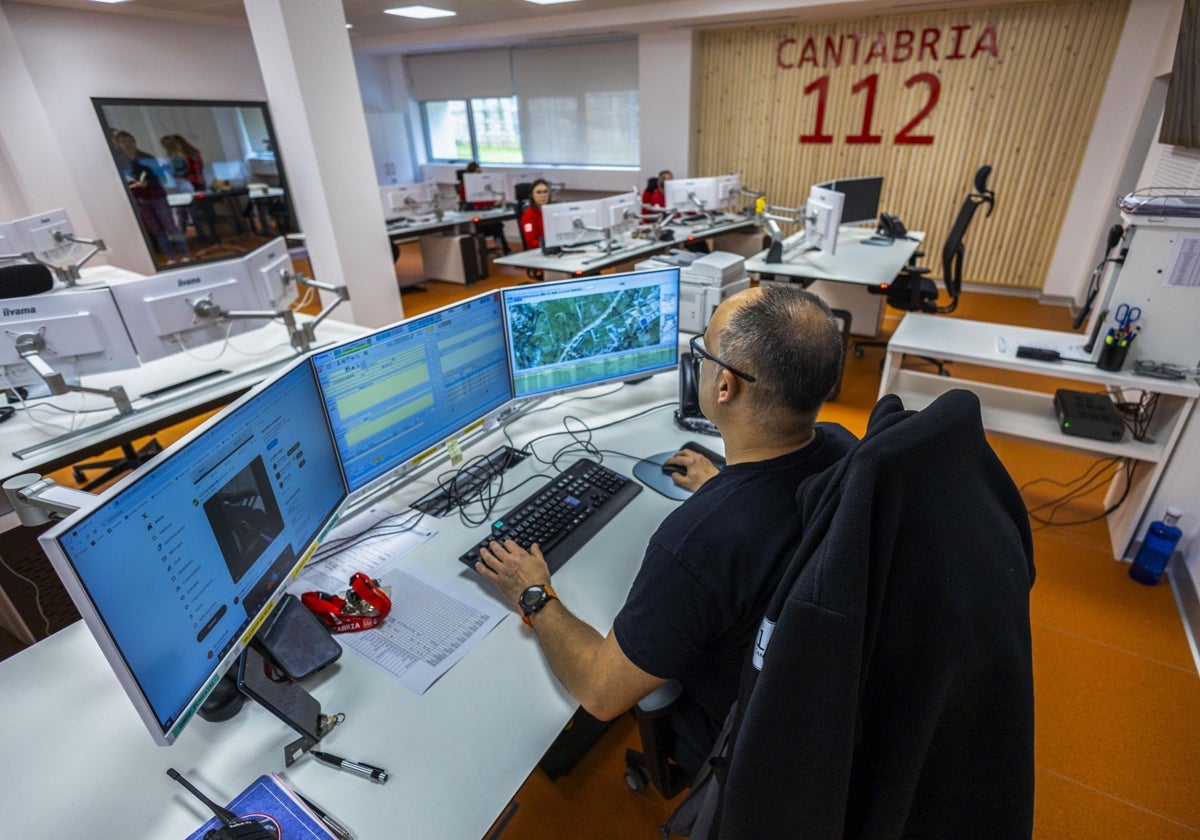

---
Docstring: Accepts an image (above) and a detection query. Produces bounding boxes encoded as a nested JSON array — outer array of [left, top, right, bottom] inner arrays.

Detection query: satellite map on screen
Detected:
[[508, 286, 663, 372]]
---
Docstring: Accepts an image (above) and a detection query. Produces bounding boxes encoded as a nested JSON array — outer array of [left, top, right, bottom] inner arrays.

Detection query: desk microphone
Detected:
[[166, 768, 276, 840]]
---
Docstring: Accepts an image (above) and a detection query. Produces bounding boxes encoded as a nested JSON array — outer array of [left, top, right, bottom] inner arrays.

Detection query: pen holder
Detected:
[[1097, 340, 1129, 372]]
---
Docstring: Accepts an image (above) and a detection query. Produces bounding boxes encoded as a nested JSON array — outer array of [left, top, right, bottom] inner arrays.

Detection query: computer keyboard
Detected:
[[458, 458, 642, 574]]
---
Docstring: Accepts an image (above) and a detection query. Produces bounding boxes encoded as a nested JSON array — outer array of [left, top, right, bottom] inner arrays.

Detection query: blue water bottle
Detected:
[[1129, 507, 1184, 585]]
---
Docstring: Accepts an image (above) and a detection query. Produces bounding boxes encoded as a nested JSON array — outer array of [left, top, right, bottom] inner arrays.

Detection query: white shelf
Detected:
[[885, 369, 1168, 461]]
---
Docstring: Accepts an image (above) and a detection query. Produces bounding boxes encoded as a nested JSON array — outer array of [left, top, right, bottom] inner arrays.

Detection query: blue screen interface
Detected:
[[311, 292, 513, 492], [53, 361, 347, 736]]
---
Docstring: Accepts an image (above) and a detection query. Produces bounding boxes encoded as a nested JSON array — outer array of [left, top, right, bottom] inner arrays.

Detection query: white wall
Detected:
[[0, 3, 264, 275]]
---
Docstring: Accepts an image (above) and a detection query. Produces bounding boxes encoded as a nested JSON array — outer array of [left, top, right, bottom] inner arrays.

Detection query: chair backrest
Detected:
[[938, 164, 995, 312], [513, 182, 533, 206], [0, 262, 54, 299]]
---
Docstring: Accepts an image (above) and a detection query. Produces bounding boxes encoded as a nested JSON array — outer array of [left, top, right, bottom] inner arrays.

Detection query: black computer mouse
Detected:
[[661, 463, 687, 477]]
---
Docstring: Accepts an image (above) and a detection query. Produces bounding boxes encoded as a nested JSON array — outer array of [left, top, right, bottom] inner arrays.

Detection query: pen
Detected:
[[310, 749, 390, 784], [295, 791, 355, 840]]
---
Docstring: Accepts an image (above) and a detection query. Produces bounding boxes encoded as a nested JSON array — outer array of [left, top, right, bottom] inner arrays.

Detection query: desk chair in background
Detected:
[[853, 164, 996, 374]]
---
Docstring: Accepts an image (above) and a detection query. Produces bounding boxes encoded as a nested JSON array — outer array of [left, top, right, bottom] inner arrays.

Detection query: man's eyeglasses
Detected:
[[689, 334, 757, 383]]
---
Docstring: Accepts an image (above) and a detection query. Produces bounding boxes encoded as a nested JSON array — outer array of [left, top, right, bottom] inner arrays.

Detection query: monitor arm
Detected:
[[3, 473, 94, 526], [13, 330, 134, 416], [39, 231, 109, 287], [189, 270, 349, 355]]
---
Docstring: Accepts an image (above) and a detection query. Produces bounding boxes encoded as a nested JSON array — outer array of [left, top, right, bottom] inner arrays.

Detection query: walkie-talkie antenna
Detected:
[[167, 768, 239, 825]]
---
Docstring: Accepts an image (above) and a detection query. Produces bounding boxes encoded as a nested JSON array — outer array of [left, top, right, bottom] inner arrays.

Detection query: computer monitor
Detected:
[[0, 220, 31, 258], [502, 267, 681, 400], [107, 258, 262, 362], [0, 286, 140, 389], [379, 181, 437, 218], [805, 185, 845, 255], [541, 198, 607, 249], [3, 208, 78, 265], [665, 177, 719, 213], [312, 292, 513, 494], [714, 174, 741, 210], [240, 237, 299, 312], [462, 172, 509, 204], [38, 359, 348, 745], [821, 176, 883, 225], [604, 192, 641, 230]]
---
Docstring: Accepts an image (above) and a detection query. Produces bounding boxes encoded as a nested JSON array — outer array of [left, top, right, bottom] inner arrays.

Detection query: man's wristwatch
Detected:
[[519, 584, 558, 626]]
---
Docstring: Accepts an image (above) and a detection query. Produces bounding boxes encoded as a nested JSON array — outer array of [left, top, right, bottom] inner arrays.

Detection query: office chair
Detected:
[[72, 439, 163, 492], [0, 262, 54, 298], [512, 182, 543, 281], [665, 389, 1035, 839], [623, 680, 689, 797], [853, 165, 996, 374]]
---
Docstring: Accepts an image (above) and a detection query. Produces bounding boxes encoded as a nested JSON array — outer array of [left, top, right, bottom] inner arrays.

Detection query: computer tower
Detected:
[[419, 234, 483, 284]]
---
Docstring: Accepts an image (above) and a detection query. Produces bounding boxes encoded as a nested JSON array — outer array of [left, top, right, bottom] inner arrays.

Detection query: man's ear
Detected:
[[714, 367, 741, 405]]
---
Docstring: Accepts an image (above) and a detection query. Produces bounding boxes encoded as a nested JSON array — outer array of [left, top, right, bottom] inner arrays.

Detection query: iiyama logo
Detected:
[[177, 276, 203, 287], [3, 306, 37, 317]]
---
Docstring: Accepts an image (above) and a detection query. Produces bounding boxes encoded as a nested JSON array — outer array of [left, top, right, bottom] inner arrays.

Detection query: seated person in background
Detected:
[[642, 175, 663, 208], [521, 178, 552, 250], [459, 161, 510, 255], [475, 285, 856, 780]]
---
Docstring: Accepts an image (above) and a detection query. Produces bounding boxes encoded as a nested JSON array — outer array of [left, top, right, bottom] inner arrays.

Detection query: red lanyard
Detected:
[[301, 572, 392, 633]]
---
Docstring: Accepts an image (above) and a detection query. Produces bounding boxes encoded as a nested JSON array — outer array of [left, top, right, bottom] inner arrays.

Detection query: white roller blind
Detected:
[[512, 41, 638, 97], [406, 50, 513, 101]]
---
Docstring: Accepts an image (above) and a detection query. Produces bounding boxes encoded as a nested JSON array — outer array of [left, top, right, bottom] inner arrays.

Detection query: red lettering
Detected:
[[776, 37, 797, 69], [823, 35, 844, 68], [947, 24, 971, 59], [798, 37, 819, 68], [847, 74, 884, 144], [895, 73, 940, 145], [800, 76, 834, 144], [919, 28, 940, 61], [971, 24, 998, 59], [864, 32, 888, 64], [846, 32, 865, 65], [892, 30, 914, 63]]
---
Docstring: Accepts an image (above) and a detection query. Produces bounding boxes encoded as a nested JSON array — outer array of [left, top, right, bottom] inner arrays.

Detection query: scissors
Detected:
[[1115, 303, 1141, 331]]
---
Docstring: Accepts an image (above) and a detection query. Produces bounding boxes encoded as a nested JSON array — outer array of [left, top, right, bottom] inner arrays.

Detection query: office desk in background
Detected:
[[0, 373, 692, 838], [387, 207, 515, 286], [744, 228, 925, 337], [494, 213, 757, 280]]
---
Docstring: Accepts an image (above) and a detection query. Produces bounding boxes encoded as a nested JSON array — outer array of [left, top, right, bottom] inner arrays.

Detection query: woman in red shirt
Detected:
[[521, 179, 552, 250]]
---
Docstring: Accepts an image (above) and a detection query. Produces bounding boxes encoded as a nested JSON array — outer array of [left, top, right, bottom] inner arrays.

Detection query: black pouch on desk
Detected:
[[256, 593, 341, 680]]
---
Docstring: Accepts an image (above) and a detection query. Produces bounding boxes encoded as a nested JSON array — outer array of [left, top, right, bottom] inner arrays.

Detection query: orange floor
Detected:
[[15, 252, 1200, 838]]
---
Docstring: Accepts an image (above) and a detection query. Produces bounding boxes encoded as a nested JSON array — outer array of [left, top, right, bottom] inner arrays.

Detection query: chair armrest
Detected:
[[637, 680, 683, 713]]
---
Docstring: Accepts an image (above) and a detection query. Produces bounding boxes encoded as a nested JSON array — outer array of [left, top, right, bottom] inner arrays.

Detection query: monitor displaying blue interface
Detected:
[[312, 292, 513, 493], [502, 267, 680, 399], [39, 359, 347, 745]]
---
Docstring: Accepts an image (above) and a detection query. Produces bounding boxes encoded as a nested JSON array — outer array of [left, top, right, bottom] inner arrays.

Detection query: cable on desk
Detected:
[[1020, 456, 1135, 529], [508, 401, 676, 468], [0, 552, 51, 637], [307, 509, 428, 566], [1111, 388, 1159, 442]]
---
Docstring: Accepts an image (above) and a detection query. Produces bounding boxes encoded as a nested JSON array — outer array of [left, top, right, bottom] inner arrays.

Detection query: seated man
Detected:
[[476, 285, 855, 779]]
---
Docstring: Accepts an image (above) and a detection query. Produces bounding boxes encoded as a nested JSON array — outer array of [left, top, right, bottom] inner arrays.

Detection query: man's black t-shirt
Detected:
[[613, 423, 857, 775]]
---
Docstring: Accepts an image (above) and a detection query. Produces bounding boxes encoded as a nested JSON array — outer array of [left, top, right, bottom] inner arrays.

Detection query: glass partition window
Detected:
[[93, 98, 299, 271]]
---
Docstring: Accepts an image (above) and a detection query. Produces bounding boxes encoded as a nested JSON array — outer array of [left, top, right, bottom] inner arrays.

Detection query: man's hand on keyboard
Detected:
[[477, 539, 551, 609]]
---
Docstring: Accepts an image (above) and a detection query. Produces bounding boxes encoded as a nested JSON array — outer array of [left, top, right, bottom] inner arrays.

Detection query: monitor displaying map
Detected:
[[501, 267, 680, 399]]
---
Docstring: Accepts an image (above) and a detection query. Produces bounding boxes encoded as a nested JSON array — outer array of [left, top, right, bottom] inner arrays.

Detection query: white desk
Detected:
[[387, 207, 515, 285], [494, 214, 756, 280], [744, 229, 924, 337], [880, 314, 1200, 559], [0, 374, 699, 838]]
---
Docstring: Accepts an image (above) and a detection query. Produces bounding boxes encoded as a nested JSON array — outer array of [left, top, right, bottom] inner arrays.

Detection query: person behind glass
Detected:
[[474, 285, 856, 781], [116, 130, 189, 265], [521, 178, 551, 250], [459, 161, 510, 255]]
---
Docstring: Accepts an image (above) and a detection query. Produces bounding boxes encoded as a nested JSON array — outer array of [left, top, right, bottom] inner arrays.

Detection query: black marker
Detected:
[[310, 750, 390, 784]]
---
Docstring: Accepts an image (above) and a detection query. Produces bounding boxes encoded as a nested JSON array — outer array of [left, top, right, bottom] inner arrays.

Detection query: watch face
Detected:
[[521, 586, 546, 609]]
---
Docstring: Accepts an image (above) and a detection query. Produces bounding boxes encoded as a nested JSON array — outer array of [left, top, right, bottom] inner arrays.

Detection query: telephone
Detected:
[[876, 213, 908, 240], [673, 353, 719, 436]]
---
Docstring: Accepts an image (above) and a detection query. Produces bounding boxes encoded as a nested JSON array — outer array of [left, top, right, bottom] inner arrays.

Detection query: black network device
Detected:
[[1053, 389, 1125, 442]]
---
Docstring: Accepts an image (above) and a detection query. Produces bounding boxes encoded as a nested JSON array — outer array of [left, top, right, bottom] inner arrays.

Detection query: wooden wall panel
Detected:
[[695, 1, 1130, 290]]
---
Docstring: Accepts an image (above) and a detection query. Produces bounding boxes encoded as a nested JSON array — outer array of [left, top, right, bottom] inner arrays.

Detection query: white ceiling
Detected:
[[8, 0, 958, 53]]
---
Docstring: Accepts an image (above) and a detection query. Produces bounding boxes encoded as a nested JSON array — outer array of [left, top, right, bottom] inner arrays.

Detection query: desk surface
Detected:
[[494, 214, 756, 276], [745, 228, 925, 285], [0, 373, 700, 838], [386, 207, 514, 238]]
